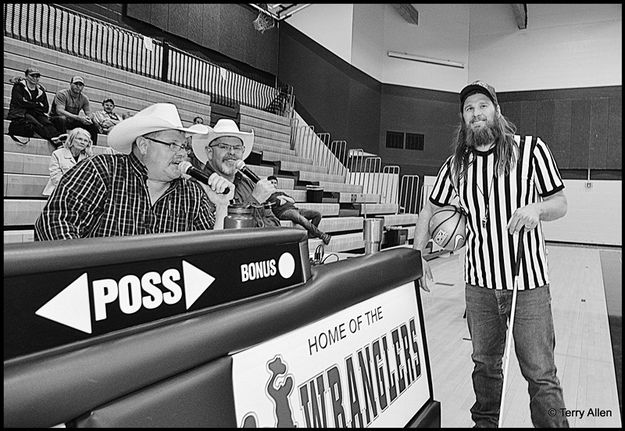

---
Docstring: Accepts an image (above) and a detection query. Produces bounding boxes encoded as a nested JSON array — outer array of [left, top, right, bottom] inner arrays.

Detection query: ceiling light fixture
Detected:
[[387, 50, 464, 69]]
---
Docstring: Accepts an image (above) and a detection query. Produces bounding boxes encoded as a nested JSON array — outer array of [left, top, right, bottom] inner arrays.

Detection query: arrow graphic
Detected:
[[182, 260, 215, 309], [36, 263, 216, 333], [36, 273, 92, 334]]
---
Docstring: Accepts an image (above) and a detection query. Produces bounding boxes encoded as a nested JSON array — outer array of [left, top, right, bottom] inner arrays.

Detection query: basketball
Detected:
[[429, 205, 467, 251]]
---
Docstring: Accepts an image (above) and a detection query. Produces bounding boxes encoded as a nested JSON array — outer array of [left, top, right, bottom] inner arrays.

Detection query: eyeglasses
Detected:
[[146, 136, 191, 154], [29, 74, 41, 78], [209, 142, 245, 154]]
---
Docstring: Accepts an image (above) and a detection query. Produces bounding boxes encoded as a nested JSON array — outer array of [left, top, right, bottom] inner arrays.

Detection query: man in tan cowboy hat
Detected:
[[35, 103, 234, 240], [191, 119, 281, 228]]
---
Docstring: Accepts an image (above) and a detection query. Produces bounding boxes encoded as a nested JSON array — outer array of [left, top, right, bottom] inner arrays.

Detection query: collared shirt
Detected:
[[92, 109, 121, 133], [35, 152, 215, 240], [429, 135, 564, 291]]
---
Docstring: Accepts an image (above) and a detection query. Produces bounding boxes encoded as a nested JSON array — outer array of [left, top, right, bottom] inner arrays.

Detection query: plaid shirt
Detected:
[[34, 152, 215, 240]]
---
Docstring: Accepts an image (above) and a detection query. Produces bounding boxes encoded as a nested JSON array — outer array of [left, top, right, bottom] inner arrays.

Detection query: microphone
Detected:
[[179, 161, 229, 194], [235, 160, 261, 183]]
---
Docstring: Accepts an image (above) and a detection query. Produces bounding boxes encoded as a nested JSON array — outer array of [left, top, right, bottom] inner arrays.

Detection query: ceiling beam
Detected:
[[511, 4, 527, 30], [392, 4, 419, 25]]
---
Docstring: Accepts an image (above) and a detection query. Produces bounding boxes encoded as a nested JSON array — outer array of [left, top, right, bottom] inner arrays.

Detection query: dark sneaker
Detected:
[[320, 233, 331, 245], [51, 134, 68, 147]]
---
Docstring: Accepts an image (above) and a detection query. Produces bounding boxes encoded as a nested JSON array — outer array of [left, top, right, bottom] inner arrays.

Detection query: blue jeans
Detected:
[[465, 284, 569, 427], [279, 208, 323, 238]]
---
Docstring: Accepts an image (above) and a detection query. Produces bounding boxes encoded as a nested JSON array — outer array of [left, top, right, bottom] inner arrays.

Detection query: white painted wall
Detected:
[[380, 3, 470, 92], [285, 3, 622, 91], [542, 180, 622, 246], [351, 3, 386, 82], [285, 3, 354, 63], [468, 4, 623, 91]]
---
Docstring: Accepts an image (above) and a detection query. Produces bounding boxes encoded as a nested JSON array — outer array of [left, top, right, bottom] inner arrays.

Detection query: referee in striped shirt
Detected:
[[413, 81, 569, 427]]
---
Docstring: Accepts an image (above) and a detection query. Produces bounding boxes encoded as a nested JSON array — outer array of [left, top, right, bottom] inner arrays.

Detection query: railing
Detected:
[[3, 3, 294, 116], [399, 175, 422, 214], [347, 150, 401, 208], [292, 120, 347, 178]]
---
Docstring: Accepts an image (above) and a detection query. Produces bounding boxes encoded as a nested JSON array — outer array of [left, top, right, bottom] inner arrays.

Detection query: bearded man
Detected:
[[412, 81, 569, 427]]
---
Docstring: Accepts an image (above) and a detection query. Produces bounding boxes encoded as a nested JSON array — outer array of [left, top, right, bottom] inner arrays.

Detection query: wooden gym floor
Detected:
[[422, 243, 622, 428]]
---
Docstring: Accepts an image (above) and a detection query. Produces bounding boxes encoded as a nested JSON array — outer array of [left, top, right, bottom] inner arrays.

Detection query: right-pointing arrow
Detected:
[[182, 260, 215, 310], [35, 273, 92, 334]]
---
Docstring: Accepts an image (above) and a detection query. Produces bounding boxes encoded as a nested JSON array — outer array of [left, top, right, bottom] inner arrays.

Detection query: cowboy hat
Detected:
[[107, 103, 207, 154], [191, 119, 254, 164]]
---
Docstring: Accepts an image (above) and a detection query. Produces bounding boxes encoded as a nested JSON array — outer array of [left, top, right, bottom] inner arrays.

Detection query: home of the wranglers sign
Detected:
[[232, 283, 432, 427]]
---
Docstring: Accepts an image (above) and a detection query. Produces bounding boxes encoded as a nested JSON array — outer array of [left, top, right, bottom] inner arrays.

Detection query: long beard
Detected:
[[464, 119, 498, 149]]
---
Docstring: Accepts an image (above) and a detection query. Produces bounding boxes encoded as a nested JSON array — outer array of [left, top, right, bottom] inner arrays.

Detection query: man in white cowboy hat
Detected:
[[191, 118, 281, 228], [35, 103, 234, 240]]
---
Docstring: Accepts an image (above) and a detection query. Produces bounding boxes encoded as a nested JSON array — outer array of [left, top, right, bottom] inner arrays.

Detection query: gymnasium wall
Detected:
[[64, 4, 621, 178], [123, 4, 278, 76], [540, 180, 621, 247]]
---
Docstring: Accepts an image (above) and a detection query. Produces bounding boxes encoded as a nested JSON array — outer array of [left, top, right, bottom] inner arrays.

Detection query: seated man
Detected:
[[91, 98, 121, 134], [6, 67, 60, 145], [35, 103, 234, 240], [267, 175, 331, 245], [49, 75, 100, 146], [190, 119, 281, 228], [193, 116, 204, 125]]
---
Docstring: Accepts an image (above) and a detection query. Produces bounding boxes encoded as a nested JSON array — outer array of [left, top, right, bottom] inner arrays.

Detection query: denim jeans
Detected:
[[279, 208, 322, 238], [465, 284, 569, 427]]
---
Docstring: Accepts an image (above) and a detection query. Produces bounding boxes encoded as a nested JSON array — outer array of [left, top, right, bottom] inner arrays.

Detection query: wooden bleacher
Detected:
[[4, 38, 211, 125], [4, 34, 413, 254]]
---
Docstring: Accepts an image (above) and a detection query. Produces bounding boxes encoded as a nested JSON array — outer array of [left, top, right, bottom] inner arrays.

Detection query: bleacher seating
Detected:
[[4, 32, 415, 254]]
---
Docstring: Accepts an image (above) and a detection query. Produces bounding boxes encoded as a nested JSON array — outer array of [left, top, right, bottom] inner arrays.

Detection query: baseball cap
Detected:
[[25, 67, 41, 76], [460, 80, 498, 110], [71, 76, 85, 85]]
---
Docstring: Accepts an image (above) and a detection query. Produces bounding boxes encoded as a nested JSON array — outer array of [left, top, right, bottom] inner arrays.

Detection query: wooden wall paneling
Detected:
[[151, 4, 168, 33], [553, 99, 573, 169], [569, 99, 591, 169], [218, 5, 247, 65], [536, 99, 556, 155], [168, 3, 189, 40], [501, 100, 522, 133], [589, 97, 609, 169], [347, 79, 380, 152], [186, 4, 204, 48], [200, 4, 221, 52], [606, 96, 622, 169], [520, 100, 537, 137]]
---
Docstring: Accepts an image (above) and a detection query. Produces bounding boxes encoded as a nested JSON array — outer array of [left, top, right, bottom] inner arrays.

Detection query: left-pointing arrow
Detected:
[[36, 273, 92, 334]]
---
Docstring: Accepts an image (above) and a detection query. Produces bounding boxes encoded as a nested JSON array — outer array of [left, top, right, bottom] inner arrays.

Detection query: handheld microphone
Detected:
[[235, 160, 261, 183], [179, 161, 230, 194]]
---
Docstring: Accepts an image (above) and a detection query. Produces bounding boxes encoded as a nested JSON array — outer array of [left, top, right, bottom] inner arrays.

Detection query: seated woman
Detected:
[[42, 127, 94, 196]]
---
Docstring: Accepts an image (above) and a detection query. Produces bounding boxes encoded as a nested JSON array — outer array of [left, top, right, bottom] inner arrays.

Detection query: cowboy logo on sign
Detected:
[[241, 355, 297, 428]]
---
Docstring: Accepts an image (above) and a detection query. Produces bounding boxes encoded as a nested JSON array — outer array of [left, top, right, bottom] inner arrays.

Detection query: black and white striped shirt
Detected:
[[429, 135, 564, 290], [34, 152, 216, 240]]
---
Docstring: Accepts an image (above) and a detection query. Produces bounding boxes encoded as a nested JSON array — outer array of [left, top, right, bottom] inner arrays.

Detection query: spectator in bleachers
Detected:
[[267, 175, 331, 245], [193, 116, 204, 125], [91, 98, 121, 134], [190, 119, 281, 227], [49, 75, 100, 146], [34, 103, 234, 241], [6, 67, 61, 146], [42, 127, 93, 197]]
